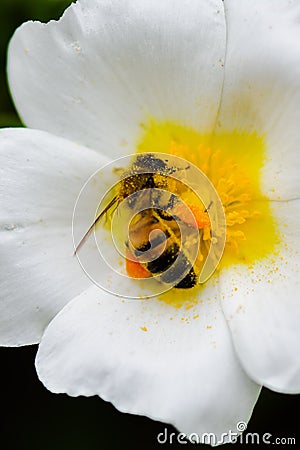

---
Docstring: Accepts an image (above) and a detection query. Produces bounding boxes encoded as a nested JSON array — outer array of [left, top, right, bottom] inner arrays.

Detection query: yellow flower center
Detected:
[[131, 119, 279, 307]]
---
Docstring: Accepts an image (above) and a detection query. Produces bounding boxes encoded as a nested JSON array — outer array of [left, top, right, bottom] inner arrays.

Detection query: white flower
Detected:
[[1, 0, 300, 444]]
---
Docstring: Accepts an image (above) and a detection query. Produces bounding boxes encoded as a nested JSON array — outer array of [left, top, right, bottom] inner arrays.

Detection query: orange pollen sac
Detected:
[[173, 204, 210, 229], [125, 248, 152, 279]]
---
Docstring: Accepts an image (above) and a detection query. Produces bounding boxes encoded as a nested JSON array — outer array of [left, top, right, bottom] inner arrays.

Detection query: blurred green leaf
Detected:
[[0, 113, 23, 127]]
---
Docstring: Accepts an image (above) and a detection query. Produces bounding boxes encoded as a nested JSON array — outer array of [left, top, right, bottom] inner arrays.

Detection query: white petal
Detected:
[[8, 0, 226, 157], [0, 128, 105, 346], [218, 0, 300, 200], [36, 283, 260, 442], [220, 199, 300, 393]]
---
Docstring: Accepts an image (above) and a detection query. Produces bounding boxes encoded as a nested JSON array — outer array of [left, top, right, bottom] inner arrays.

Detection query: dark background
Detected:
[[1, 1, 299, 449]]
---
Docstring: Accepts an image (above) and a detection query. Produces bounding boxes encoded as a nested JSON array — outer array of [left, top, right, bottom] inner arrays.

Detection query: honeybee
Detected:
[[75, 153, 210, 289]]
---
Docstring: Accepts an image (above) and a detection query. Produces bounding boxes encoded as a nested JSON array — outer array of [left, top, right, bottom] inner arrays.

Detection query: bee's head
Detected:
[[134, 153, 167, 173]]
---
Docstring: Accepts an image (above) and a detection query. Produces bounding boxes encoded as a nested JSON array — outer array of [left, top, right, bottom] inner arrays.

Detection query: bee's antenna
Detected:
[[204, 200, 213, 213], [73, 196, 118, 256]]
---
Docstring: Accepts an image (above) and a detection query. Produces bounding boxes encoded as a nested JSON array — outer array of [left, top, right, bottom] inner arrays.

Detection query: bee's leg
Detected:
[[204, 200, 213, 212], [155, 209, 174, 221], [166, 193, 177, 210], [153, 193, 177, 221]]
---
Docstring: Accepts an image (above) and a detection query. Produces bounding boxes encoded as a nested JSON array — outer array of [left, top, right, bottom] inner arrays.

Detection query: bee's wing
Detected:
[[74, 196, 118, 255]]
